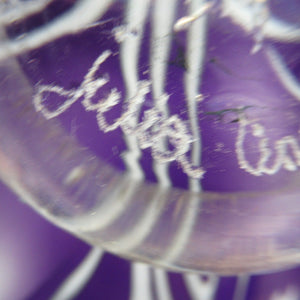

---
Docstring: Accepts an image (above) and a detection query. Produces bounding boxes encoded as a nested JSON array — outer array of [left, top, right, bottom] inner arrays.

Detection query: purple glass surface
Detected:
[[0, 0, 300, 299]]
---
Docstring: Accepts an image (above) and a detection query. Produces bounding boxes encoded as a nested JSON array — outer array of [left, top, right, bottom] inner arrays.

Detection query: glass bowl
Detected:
[[0, 0, 299, 295]]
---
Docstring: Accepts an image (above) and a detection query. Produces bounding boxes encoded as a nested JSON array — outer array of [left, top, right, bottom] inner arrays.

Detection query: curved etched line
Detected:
[[174, 2, 213, 32], [160, 192, 200, 263], [143, 2, 179, 285], [222, 0, 300, 43], [264, 18, 300, 43], [184, 274, 219, 300], [265, 46, 300, 102], [0, 0, 114, 62], [51, 247, 103, 300], [68, 177, 141, 232], [120, 0, 151, 180], [107, 188, 168, 253], [0, 0, 52, 25], [159, 0, 208, 265], [151, 0, 178, 187]]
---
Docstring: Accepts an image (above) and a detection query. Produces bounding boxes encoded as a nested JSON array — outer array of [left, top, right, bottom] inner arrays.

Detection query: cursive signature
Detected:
[[33, 50, 205, 179]]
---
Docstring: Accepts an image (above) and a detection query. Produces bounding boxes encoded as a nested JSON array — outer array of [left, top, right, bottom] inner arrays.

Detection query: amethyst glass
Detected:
[[0, 0, 300, 299]]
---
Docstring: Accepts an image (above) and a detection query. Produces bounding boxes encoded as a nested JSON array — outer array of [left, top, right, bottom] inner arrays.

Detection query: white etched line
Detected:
[[34, 50, 112, 119], [161, 193, 199, 263], [120, 0, 151, 179], [265, 46, 300, 102], [153, 268, 173, 300], [151, 0, 177, 101], [263, 17, 300, 43], [69, 178, 140, 232], [0, 0, 52, 25], [0, 0, 114, 61], [151, 0, 178, 187], [160, 0, 209, 268], [34, 84, 83, 119], [150, 3, 178, 294], [174, 1, 213, 32], [233, 275, 250, 300], [108, 188, 168, 253], [130, 263, 153, 300], [251, 0, 269, 53], [184, 0, 208, 192], [222, 0, 300, 43], [51, 247, 103, 300], [184, 274, 219, 300]]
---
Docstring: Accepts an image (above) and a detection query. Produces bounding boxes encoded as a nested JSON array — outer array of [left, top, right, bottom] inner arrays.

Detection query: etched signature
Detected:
[[33, 49, 300, 179], [33, 50, 205, 179]]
